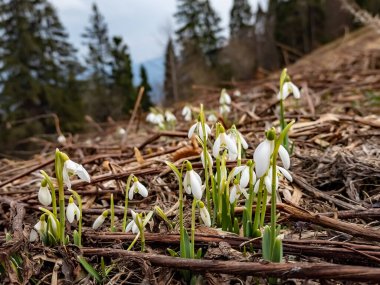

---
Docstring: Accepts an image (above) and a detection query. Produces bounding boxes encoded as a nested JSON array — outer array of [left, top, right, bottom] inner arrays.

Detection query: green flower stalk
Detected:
[[55, 149, 68, 244], [122, 175, 134, 231], [110, 194, 115, 232]]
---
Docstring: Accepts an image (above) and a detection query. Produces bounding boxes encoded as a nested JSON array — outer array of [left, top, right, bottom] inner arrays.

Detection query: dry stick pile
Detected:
[[1, 26, 380, 283]]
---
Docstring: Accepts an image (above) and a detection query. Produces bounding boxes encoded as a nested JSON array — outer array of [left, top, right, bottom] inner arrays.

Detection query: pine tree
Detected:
[[163, 38, 179, 106], [230, 0, 253, 38], [82, 3, 111, 121], [0, 0, 83, 146], [109, 36, 136, 116], [138, 65, 152, 111]]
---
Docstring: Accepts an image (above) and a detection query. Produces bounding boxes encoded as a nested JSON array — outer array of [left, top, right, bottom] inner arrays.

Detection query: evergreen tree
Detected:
[[0, 0, 83, 147], [230, 0, 253, 38], [138, 65, 152, 111], [109, 36, 136, 117], [163, 38, 179, 106], [82, 3, 111, 121]]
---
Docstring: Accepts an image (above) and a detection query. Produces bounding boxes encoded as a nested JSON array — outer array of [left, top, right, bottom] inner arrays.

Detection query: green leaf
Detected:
[[233, 217, 240, 235], [271, 237, 283, 263], [167, 248, 179, 257], [165, 161, 181, 181], [262, 225, 271, 261], [77, 255, 102, 283], [196, 248, 202, 259]]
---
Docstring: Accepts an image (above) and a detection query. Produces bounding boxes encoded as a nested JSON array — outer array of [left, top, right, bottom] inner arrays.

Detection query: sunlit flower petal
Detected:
[[278, 145, 290, 169], [201, 149, 213, 169], [199, 205, 211, 227], [188, 123, 197, 138], [66, 200, 80, 223], [229, 185, 238, 204], [63, 160, 91, 189], [38, 186, 52, 206], [189, 171, 202, 200], [137, 182, 148, 197], [278, 166, 293, 182], [254, 139, 274, 178]]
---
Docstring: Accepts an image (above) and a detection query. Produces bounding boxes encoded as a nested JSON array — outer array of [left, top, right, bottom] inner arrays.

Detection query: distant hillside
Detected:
[[133, 56, 164, 104]]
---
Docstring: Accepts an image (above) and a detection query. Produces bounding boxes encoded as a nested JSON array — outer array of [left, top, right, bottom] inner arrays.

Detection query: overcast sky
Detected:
[[50, 0, 267, 64]]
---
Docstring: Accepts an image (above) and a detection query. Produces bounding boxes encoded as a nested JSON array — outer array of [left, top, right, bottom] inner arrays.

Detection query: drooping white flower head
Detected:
[[213, 125, 238, 160], [129, 177, 148, 200], [117, 127, 126, 137], [182, 106, 192, 121], [165, 110, 176, 122], [219, 89, 231, 105], [198, 201, 211, 227], [233, 90, 241, 97], [92, 210, 108, 230], [38, 183, 52, 206], [264, 165, 293, 194], [253, 136, 275, 178], [232, 163, 256, 189], [278, 166, 293, 182], [219, 104, 231, 116], [57, 135, 66, 145], [201, 149, 213, 169], [207, 114, 218, 123], [146, 112, 164, 125], [63, 159, 91, 189], [277, 82, 300, 100], [229, 181, 249, 204], [188, 121, 211, 141], [229, 126, 249, 150], [31, 215, 47, 242], [183, 162, 203, 200], [66, 196, 80, 223], [278, 145, 290, 169], [125, 210, 141, 234]]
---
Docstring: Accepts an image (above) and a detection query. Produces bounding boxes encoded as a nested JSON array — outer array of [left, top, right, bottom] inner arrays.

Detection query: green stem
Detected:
[[200, 104, 211, 215], [279, 99, 288, 150], [58, 182, 65, 244], [110, 194, 115, 232], [270, 154, 278, 258], [127, 233, 140, 251], [246, 164, 255, 223], [140, 226, 145, 252], [260, 183, 268, 227], [122, 175, 133, 231], [40, 170, 57, 217], [70, 190, 82, 247], [191, 199, 197, 259], [252, 179, 264, 233]]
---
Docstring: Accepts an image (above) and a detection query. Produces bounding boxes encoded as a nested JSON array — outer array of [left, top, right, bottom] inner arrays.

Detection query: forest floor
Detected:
[[1, 27, 380, 284]]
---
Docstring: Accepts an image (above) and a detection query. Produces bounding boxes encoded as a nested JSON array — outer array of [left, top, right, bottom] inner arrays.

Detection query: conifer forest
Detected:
[[1, 0, 380, 284]]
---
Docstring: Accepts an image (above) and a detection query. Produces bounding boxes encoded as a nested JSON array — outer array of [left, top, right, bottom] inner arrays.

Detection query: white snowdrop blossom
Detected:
[[63, 159, 91, 189], [38, 185, 52, 206], [165, 110, 176, 122], [199, 202, 211, 227], [201, 149, 213, 169], [32, 217, 47, 241], [253, 139, 274, 178], [183, 167, 203, 200], [229, 128, 249, 150], [213, 130, 238, 160], [219, 89, 231, 105], [278, 145, 290, 169], [233, 90, 241, 97], [264, 166, 293, 194], [232, 164, 256, 189], [188, 121, 211, 141], [129, 177, 148, 200], [207, 114, 218, 123], [125, 210, 141, 234], [66, 196, 80, 223], [229, 183, 249, 204], [92, 210, 108, 230], [146, 112, 164, 125], [117, 127, 126, 137], [57, 135, 66, 144], [219, 104, 231, 116], [182, 106, 192, 121], [277, 82, 300, 100], [29, 229, 39, 242]]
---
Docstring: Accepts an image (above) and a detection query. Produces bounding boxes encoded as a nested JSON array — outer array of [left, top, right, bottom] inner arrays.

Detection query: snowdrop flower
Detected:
[[219, 89, 231, 105], [188, 121, 211, 141], [233, 90, 241, 97], [278, 166, 293, 182], [232, 162, 256, 189], [277, 82, 300, 100], [146, 112, 164, 125], [117, 127, 126, 137], [66, 196, 80, 223], [29, 229, 39, 242], [207, 114, 218, 123], [219, 104, 231, 116], [198, 201, 211, 227], [165, 110, 176, 122], [212, 124, 237, 159], [182, 106, 192, 121], [38, 182, 52, 206], [30, 216, 47, 241], [201, 149, 213, 169], [229, 126, 249, 150], [128, 177, 148, 200], [63, 159, 91, 189], [183, 162, 203, 200], [264, 166, 292, 194], [278, 145, 290, 169], [125, 210, 141, 234], [92, 210, 109, 230], [229, 180, 249, 204], [57, 135, 66, 144], [253, 135, 275, 178]]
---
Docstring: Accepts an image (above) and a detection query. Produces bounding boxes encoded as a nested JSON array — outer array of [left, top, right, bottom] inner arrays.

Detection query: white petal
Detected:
[[34, 221, 45, 233], [38, 186, 52, 206], [188, 123, 197, 139], [212, 136, 221, 158], [232, 166, 245, 177], [290, 82, 301, 99], [264, 176, 272, 194], [132, 223, 140, 234], [66, 203, 76, 223], [76, 165, 91, 183], [278, 145, 290, 169], [200, 207, 211, 227], [125, 220, 134, 232], [129, 183, 137, 200], [183, 172, 191, 194], [254, 139, 273, 178], [239, 132, 248, 149], [240, 167, 250, 188], [131, 210, 137, 221], [224, 134, 238, 155], [278, 166, 293, 182], [189, 171, 202, 200], [92, 215, 105, 230], [205, 124, 211, 134], [29, 229, 38, 242], [185, 113, 192, 122], [137, 182, 148, 197], [229, 186, 237, 204]]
